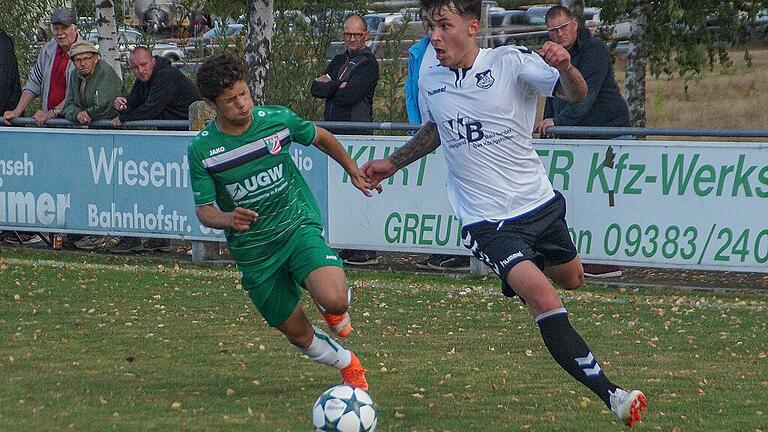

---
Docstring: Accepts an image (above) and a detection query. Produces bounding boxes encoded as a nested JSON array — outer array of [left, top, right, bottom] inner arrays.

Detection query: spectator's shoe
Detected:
[[111, 237, 144, 254], [342, 251, 379, 266], [143, 238, 172, 252], [583, 264, 623, 278], [2, 232, 42, 245], [61, 234, 84, 249], [74, 235, 106, 250], [415, 254, 446, 270], [609, 388, 647, 428], [427, 255, 470, 271], [340, 352, 368, 390]]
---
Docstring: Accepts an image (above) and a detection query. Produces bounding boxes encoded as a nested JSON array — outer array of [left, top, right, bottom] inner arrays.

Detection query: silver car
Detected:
[[87, 28, 185, 62]]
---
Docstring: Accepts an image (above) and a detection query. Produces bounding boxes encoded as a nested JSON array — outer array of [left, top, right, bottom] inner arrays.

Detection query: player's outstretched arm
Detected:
[[195, 204, 257, 231], [312, 127, 380, 197], [361, 122, 440, 190], [540, 41, 587, 102]]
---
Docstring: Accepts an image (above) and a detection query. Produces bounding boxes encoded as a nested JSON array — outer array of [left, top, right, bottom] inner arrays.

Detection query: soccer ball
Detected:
[[312, 385, 377, 431]]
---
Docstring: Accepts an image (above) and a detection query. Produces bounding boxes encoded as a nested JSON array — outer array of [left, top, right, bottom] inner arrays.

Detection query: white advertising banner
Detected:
[[328, 137, 768, 273]]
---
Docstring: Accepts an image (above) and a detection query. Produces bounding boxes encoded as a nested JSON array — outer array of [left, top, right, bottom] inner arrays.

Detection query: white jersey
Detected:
[[418, 46, 560, 225]]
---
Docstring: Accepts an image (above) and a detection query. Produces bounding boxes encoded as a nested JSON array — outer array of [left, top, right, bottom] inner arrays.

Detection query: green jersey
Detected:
[[188, 106, 320, 272]]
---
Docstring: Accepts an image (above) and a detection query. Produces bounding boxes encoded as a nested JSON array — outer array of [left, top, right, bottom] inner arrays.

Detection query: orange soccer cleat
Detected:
[[340, 352, 368, 391]]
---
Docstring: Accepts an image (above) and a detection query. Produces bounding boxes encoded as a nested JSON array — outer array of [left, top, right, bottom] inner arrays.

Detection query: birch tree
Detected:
[[244, 0, 273, 105], [624, 5, 646, 127], [94, 0, 122, 81]]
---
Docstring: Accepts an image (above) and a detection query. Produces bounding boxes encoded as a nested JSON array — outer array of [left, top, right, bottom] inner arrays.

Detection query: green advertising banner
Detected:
[[328, 137, 768, 272]]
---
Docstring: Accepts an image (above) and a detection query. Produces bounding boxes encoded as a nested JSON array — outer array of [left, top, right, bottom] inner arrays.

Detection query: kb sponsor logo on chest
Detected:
[[225, 165, 284, 201]]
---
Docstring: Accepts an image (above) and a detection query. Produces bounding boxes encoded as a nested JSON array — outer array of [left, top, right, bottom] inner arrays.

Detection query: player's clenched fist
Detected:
[[539, 41, 572, 72], [230, 207, 258, 231]]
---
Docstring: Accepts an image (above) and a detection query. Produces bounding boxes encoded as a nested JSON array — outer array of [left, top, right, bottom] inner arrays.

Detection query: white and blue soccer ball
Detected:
[[312, 385, 377, 432]]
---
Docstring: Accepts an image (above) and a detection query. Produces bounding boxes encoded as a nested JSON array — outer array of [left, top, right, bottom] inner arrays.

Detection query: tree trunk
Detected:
[[245, 0, 274, 106], [624, 5, 646, 127], [94, 0, 122, 81]]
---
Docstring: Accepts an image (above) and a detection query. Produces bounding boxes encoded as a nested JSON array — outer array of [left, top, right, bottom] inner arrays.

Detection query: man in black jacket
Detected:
[[112, 46, 200, 126], [110, 46, 201, 254], [311, 14, 379, 136], [535, 5, 628, 278], [535, 6, 629, 136], [311, 14, 380, 266], [0, 29, 22, 115]]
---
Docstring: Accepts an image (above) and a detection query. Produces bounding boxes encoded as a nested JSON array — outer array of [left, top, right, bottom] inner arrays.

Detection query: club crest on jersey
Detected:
[[475, 69, 495, 89], [266, 133, 282, 155]]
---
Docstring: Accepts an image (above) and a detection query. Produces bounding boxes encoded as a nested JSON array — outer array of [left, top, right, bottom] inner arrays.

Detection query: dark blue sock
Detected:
[[536, 308, 617, 407]]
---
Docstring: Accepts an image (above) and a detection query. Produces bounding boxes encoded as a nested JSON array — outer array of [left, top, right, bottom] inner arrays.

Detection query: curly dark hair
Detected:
[[420, 0, 481, 21], [196, 53, 245, 101]]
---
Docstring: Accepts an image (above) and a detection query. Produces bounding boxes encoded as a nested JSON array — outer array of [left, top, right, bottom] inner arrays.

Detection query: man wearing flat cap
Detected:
[[61, 40, 121, 124], [3, 8, 80, 126]]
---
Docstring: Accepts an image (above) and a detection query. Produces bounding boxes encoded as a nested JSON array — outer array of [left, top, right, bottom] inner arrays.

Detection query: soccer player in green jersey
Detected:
[[188, 53, 376, 390]]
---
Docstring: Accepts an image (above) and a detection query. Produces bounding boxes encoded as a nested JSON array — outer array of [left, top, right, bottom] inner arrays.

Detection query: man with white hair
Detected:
[[3, 8, 79, 127]]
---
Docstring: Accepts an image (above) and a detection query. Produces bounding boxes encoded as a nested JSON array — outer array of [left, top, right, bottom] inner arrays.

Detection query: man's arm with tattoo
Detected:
[[361, 122, 441, 190], [387, 122, 440, 169]]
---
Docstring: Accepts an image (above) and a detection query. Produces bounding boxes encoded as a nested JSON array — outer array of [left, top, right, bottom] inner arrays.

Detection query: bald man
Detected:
[[310, 14, 379, 136], [310, 14, 381, 266]]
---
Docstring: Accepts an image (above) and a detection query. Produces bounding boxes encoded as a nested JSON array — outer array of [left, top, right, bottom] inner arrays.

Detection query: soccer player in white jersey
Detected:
[[362, 0, 647, 427]]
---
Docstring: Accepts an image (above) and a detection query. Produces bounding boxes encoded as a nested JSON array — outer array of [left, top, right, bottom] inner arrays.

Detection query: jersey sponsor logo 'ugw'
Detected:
[[225, 165, 284, 201]]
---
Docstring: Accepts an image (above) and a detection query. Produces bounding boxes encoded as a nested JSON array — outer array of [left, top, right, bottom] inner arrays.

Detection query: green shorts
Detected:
[[240, 227, 343, 327]]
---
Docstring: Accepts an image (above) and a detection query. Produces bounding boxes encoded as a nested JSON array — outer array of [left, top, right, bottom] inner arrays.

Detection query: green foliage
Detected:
[[0, 0, 63, 80], [264, 1, 407, 123], [369, 19, 416, 126], [596, 0, 768, 81]]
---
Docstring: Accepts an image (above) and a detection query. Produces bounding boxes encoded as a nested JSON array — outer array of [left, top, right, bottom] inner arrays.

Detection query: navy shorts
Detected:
[[461, 191, 578, 298]]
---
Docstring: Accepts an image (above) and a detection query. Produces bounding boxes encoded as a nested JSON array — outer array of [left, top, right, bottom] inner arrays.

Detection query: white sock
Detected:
[[294, 325, 352, 369]]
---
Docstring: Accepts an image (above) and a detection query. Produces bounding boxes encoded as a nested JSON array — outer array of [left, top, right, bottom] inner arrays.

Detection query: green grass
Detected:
[[1, 248, 767, 431]]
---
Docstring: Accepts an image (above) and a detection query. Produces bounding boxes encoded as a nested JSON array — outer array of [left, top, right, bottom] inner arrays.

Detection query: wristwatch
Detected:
[[51, 108, 61, 117]]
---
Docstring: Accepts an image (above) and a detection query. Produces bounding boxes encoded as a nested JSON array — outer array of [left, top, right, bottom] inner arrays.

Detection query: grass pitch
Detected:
[[1, 248, 766, 431]]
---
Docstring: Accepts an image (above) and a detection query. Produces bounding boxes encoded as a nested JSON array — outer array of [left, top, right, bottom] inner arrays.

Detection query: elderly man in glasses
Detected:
[[310, 14, 380, 266], [61, 40, 121, 124]]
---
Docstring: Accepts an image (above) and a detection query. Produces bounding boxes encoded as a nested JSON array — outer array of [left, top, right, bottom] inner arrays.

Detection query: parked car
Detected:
[[202, 23, 245, 42], [522, 5, 551, 26], [364, 12, 404, 37], [489, 10, 547, 47], [584, 8, 632, 42], [751, 9, 768, 39], [87, 28, 186, 61]]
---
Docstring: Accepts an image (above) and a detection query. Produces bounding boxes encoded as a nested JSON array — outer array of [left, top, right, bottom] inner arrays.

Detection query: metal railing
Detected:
[[5, 117, 768, 138]]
